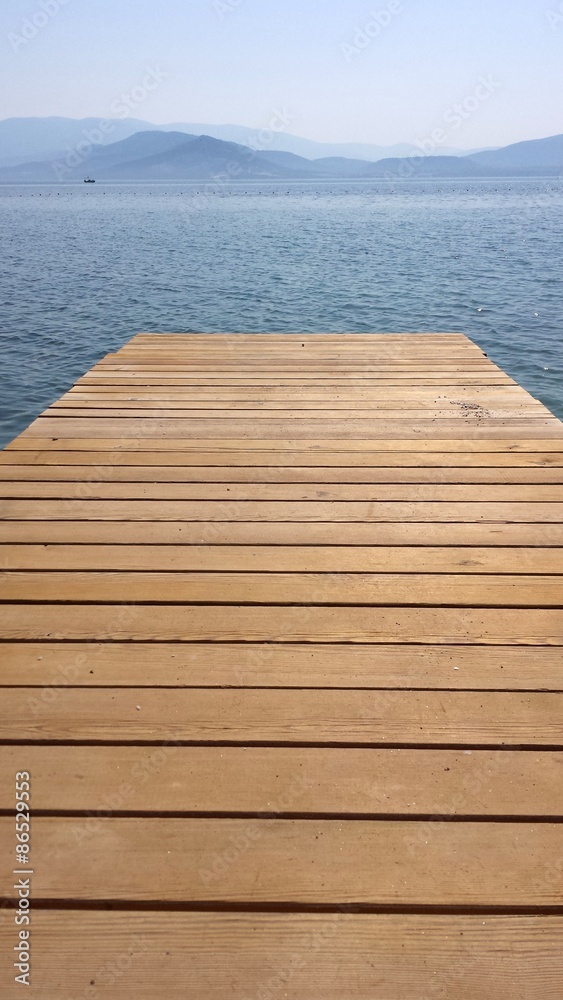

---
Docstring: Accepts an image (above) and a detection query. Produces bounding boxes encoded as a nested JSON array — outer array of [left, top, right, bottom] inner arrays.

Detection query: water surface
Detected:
[[1, 178, 562, 446]]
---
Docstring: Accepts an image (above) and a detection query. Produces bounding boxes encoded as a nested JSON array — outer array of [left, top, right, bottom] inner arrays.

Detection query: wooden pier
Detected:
[[1, 332, 562, 998]]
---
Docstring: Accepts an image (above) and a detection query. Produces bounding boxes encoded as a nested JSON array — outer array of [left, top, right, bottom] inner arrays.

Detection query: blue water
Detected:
[[1, 178, 562, 447]]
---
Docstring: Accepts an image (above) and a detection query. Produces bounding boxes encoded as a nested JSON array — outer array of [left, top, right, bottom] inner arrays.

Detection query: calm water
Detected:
[[1, 178, 562, 447]]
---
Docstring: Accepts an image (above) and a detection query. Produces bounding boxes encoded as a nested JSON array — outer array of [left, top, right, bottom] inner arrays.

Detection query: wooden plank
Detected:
[[2, 544, 561, 573], [1, 817, 561, 904], [1, 464, 563, 483], [75, 365, 501, 372], [26, 417, 563, 439], [101, 349, 490, 355], [6, 437, 562, 451], [1, 570, 561, 607], [95, 371, 505, 378], [64, 394, 532, 406], [7, 431, 563, 454], [2, 481, 563, 500], [55, 397, 541, 409], [84, 376, 510, 386], [109, 369, 503, 376], [59, 398, 543, 410], [56, 381, 538, 390], [1, 688, 562, 745], [61, 398, 536, 409], [1, 604, 561, 644], [1, 746, 561, 814], [64, 384, 530, 395], [98, 349, 490, 355], [1, 688, 561, 745], [75, 378, 517, 388], [119, 358, 492, 364], [99, 345, 487, 353], [82, 362, 498, 370], [1, 520, 561, 545], [82, 357, 500, 364], [46, 406, 547, 420], [79, 368, 511, 376], [4, 449, 563, 468], [66, 363, 513, 372], [67, 370, 517, 378], [2, 912, 558, 1000], [128, 346, 476, 351], [1, 641, 559, 689], [1, 499, 562, 521]]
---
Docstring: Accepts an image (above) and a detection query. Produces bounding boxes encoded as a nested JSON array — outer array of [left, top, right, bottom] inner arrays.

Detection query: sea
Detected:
[[0, 178, 562, 448]]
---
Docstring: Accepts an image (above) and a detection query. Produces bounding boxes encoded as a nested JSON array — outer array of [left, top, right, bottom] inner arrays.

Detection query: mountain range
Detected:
[[0, 119, 561, 182], [0, 116, 488, 169]]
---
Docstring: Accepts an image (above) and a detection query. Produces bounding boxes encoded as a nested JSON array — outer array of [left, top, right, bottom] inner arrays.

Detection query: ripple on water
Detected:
[[0, 178, 562, 445]]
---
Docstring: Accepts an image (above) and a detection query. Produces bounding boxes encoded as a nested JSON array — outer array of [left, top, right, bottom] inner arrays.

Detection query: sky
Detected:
[[0, 0, 562, 149]]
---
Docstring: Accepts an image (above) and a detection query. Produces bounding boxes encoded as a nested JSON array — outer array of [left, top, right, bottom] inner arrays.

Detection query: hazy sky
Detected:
[[1, 0, 561, 148]]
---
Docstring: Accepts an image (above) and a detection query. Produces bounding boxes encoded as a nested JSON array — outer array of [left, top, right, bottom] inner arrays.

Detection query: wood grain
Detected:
[[1, 569, 561, 606], [0, 912, 558, 1000], [1, 520, 560, 545], [2, 688, 562, 745], [2, 331, 562, 998], [1, 817, 561, 905], [1, 746, 561, 814], [2, 480, 563, 499], [2, 604, 561, 643], [2, 543, 561, 573], [1, 641, 560, 689], [1, 498, 562, 520], [1, 463, 562, 481]]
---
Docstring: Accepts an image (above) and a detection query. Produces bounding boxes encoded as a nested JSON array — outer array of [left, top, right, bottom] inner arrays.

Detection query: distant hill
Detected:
[[0, 117, 163, 168], [311, 156, 374, 178], [81, 131, 198, 173], [0, 132, 304, 182], [0, 116, 488, 168], [101, 134, 293, 181], [364, 135, 563, 179], [0, 131, 193, 181], [363, 155, 491, 179], [468, 133, 563, 170], [259, 151, 370, 178], [0, 128, 561, 182]]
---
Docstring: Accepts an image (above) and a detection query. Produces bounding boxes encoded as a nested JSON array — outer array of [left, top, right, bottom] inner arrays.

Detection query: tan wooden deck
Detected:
[[1, 331, 562, 998]]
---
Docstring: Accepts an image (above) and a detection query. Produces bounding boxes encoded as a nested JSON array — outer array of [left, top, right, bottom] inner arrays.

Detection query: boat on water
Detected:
[[84, 177, 96, 183]]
